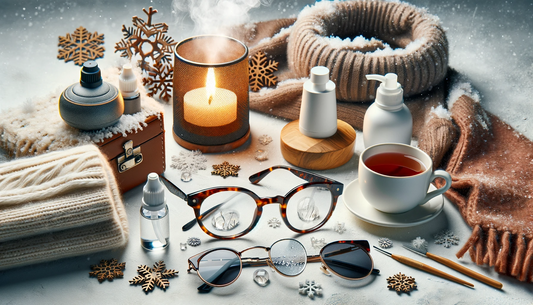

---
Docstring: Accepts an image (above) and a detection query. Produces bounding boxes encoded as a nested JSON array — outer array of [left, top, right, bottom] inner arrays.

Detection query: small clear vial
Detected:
[[140, 173, 169, 251], [140, 205, 169, 250]]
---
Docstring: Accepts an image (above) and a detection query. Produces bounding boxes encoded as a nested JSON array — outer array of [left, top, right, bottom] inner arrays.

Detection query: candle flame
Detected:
[[206, 68, 216, 105]]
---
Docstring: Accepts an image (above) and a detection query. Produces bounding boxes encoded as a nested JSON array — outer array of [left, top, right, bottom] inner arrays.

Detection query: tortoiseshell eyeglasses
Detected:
[[159, 165, 343, 239]]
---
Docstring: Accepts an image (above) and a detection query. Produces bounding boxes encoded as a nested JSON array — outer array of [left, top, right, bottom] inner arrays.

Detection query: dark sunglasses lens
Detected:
[[198, 250, 241, 286], [321, 243, 373, 279]]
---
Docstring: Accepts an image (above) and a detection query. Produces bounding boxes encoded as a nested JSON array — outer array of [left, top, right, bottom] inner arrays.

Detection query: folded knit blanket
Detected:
[[0, 145, 128, 270], [230, 0, 533, 282]]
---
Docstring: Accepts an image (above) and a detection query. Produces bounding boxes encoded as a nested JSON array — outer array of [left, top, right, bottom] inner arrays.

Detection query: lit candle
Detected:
[[183, 68, 237, 127]]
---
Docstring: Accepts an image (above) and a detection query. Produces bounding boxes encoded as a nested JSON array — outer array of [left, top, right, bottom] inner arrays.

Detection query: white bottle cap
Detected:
[[310, 66, 330, 92], [366, 73, 403, 111], [119, 64, 139, 98], [142, 173, 165, 211]]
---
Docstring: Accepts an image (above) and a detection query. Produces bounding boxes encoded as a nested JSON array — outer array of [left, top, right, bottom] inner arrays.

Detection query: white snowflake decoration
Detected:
[[268, 217, 281, 228], [170, 150, 207, 180], [411, 237, 428, 251], [299, 280, 322, 299], [258, 134, 273, 145], [434, 230, 460, 248], [378, 237, 393, 249], [333, 222, 346, 234], [187, 237, 201, 247], [311, 237, 327, 249]]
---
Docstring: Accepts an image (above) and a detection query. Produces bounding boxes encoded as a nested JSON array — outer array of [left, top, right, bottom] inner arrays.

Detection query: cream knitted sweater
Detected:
[[0, 144, 128, 270]]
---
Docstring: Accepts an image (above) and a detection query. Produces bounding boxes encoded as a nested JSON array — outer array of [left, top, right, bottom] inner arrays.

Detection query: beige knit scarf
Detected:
[[0, 144, 128, 270], [231, 0, 533, 282]]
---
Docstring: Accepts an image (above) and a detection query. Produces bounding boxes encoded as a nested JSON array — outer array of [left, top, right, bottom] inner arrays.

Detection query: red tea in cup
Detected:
[[364, 152, 426, 177]]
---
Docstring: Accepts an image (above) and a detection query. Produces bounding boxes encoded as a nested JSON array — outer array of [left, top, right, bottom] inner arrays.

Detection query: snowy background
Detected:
[[0, 0, 532, 304]]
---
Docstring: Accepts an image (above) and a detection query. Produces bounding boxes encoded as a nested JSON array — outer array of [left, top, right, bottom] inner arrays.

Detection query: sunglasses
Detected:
[[187, 239, 379, 292], [160, 166, 343, 239]]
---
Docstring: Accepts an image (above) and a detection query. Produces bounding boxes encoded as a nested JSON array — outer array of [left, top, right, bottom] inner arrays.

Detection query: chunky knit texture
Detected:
[[231, 0, 533, 282], [0, 144, 128, 270]]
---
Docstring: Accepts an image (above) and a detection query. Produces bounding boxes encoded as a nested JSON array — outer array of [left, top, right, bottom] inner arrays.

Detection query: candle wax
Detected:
[[183, 87, 237, 127]]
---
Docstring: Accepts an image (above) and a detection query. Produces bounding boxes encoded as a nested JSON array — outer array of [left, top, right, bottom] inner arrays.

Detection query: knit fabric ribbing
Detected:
[[0, 144, 128, 270], [287, 0, 448, 102]]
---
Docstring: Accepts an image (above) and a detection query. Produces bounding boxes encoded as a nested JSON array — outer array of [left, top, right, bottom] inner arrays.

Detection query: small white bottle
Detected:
[[119, 63, 141, 114], [363, 73, 412, 148], [140, 173, 169, 251], [299, 66, 337, 138]]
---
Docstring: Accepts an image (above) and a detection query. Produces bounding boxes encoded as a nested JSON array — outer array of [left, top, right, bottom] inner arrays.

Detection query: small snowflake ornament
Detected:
[[299, 280, 323, 299], [387, 272, 417, 294], [212, 161, 240, 178], [311, 237, 327, 249], [411, 237, 428, 251], [378, 237, 393, 249], [187, 237, 201, 247], [434, 230, 460, 248], [89, 259, 125, 282], [249, 51, 278, 92], [258, 134, 273, 145], [333, 222, 346, 234], [58, 26, 105, 66], [170, 150, 207, 181], [268, 217, 281, 228], [129, 261, 178, 293]]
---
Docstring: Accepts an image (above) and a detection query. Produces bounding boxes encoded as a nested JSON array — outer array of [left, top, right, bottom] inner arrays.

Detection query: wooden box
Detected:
[[97, 113, 165, 193]]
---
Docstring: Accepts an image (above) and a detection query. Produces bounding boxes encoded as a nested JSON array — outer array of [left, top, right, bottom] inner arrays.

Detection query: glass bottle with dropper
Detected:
[[140, 173, 169, 250]]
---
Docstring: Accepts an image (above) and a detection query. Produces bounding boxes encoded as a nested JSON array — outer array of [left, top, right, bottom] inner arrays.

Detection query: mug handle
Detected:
[[420, 170, 452, 205]]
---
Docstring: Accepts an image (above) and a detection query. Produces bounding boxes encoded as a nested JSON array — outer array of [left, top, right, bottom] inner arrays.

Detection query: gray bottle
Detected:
[[59, 61, 124, 130]]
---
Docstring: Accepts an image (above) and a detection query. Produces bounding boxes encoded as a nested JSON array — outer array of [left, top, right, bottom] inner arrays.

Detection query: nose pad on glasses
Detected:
[[320, 263, 332, 276]]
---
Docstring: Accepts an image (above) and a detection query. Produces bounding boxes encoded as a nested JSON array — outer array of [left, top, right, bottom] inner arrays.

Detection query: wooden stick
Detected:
[[391, 254, 474, 288], [426, 252, 503, 289]]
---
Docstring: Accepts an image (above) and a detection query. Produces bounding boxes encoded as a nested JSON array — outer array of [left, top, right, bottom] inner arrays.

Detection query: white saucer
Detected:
[[343, 179, 444, 227]]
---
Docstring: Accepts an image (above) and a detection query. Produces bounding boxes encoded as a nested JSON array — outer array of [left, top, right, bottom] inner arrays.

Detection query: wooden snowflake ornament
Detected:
[[211, 161, 240, 178], [129, 261, 178, 293], [387, 272, 417, 294], [249, 51, 278, 92], [58, 26, 105, 66], [115, 7, 177, 102], [89, 259, 125, 283]]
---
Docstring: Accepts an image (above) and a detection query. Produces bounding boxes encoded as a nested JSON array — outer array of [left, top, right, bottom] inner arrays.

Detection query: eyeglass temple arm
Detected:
[[249, 165, 340, 184], [158, 174, 187, 201]]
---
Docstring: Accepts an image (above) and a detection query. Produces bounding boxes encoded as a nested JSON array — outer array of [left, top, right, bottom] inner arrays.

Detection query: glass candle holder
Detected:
[[173, 35, 250, 153]]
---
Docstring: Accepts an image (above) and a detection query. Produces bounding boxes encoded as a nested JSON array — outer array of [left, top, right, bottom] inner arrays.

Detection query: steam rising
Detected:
[[173, 0, 272, 35]]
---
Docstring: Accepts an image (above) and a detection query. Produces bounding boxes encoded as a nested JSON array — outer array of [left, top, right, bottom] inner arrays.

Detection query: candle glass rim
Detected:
[[174, 35, 249, 68]]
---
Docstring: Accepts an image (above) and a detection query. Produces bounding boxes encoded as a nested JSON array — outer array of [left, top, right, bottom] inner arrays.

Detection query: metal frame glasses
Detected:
[[159, 165, 343, 239], [187, 239, 379, 292]]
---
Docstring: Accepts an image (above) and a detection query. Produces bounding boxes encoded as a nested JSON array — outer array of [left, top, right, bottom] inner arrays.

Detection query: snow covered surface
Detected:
[[0, 0, 532, 304]]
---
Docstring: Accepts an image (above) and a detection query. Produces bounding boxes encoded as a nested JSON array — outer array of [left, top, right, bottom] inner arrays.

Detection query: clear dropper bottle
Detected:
[[140, 173, 169, 250]]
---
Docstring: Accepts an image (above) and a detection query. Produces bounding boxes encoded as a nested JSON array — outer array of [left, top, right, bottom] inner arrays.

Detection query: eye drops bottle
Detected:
[[140, 173, 169, 251], [119, 63, 141, 114]]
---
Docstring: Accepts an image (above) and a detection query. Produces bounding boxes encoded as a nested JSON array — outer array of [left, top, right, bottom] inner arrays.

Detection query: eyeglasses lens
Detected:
[[269, 239, 307, 276], [286, 186, 333, 230], [200, 191, 257, 237], [321, 243, 373, 279], [198, 249, 241, 286]]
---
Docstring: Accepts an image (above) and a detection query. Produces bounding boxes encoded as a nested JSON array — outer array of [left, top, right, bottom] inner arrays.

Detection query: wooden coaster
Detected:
[[280, 119, 356, 170]]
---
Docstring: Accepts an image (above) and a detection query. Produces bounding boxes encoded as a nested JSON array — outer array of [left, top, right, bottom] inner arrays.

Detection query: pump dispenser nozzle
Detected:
[[366, 73, 403, 111]]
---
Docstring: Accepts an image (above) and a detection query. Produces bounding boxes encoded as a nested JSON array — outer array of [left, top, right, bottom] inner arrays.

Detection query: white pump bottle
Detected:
[[363, 73, 412, 148]]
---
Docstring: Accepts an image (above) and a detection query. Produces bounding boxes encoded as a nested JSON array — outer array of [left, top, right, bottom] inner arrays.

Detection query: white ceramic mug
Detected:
[[358, 143, 452, 213]]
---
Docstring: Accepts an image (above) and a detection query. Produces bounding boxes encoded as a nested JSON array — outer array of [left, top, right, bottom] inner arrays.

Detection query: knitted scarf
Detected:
[[0, 145, 128, 270], [231, 0, 533, 282]]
